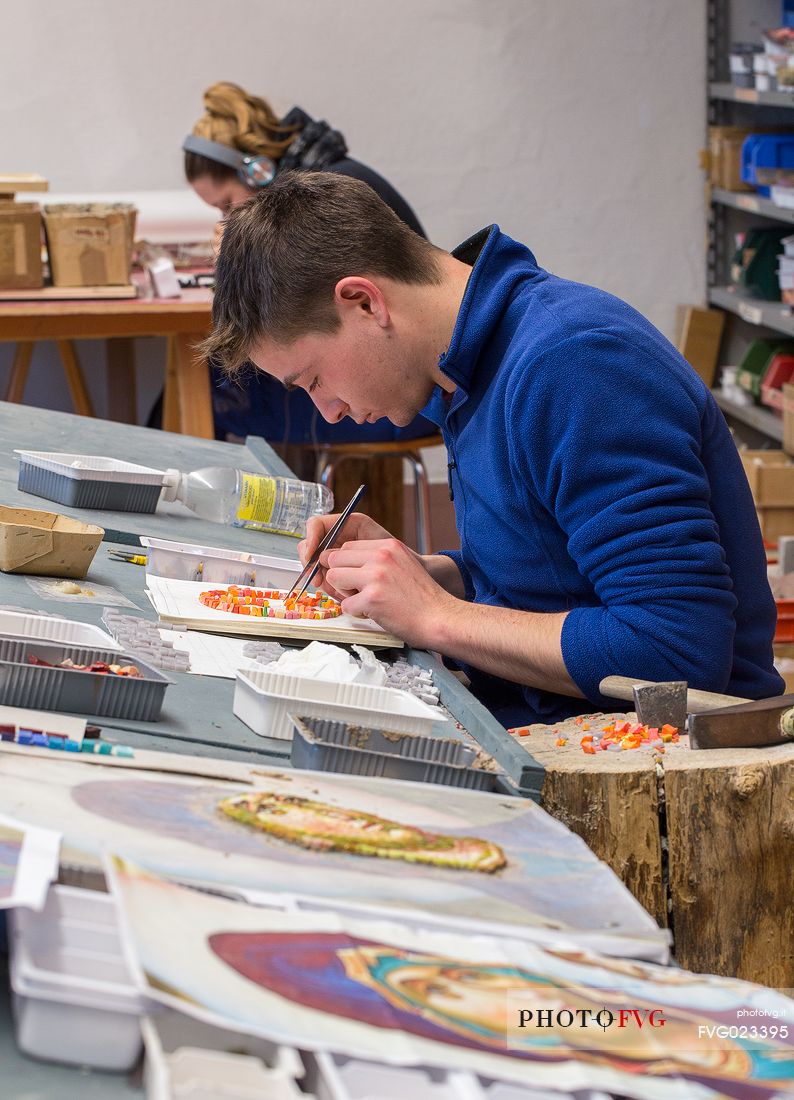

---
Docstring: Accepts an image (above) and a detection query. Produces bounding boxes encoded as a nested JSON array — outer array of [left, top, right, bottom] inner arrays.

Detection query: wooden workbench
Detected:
[[0, 286, 214, 436]]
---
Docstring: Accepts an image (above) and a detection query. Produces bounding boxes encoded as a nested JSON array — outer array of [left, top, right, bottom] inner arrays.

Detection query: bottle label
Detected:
[[237, 475, 277, 525]]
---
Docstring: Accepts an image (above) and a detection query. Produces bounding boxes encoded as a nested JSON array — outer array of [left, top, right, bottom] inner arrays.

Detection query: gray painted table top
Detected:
[[0, 400, 295, 550]]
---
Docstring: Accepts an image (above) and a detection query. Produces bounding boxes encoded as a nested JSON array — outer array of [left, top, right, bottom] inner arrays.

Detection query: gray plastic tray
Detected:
[[18, 462, 162, 513], [0, 635, 171, 720], [289, 715, 496, 790]]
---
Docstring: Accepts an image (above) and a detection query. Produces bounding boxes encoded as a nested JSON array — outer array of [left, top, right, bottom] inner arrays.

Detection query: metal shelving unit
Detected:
[[710, 80, 794, 107], [707, 0, 794, 447], [712, 186, 794, 223]]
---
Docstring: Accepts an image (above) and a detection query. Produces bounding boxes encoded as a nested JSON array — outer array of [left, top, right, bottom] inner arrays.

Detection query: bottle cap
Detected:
[[161, 468, 182, 503]]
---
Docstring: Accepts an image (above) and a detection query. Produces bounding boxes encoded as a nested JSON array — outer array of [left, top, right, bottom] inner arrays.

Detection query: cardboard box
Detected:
[[0, 506, 103, 577], [43, 203, 136, 287], [0, 202, 43, 290], [676, 306, 725, 387], [740, 449, 794, 506], [757, 506, 794, 542], [707, 126, 754, 191]]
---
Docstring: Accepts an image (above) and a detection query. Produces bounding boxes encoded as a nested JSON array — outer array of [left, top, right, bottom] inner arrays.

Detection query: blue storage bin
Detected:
[[741, 134, 794, 196]]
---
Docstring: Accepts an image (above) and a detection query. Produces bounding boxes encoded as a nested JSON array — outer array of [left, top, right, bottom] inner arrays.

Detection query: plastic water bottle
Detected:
[[161, 467, 333, 536]]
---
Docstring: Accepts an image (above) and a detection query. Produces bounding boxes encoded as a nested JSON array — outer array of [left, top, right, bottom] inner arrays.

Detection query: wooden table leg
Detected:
[[171, 332, 214, 439], [57, 340, 95, 418], [5, 342, 34, 403], [162, 336, 180, 433], [105, 337, 137, 423]]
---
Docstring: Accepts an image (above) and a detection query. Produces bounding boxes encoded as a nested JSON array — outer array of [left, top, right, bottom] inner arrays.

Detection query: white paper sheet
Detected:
[[146, 576, 390, 638], [157, 628, 260, 679], [0, 813, 61, 910]]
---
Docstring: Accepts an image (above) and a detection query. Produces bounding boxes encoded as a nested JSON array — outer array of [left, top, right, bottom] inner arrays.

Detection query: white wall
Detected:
[[0, 0, 706, 418]]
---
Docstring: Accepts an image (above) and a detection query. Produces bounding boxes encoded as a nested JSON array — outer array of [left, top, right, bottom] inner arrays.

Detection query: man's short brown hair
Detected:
[[204, 170, 442, 373]]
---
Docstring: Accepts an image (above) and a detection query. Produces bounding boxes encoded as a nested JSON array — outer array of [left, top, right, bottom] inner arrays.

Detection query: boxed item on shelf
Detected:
[[736, 339, 794, 398], [731, 228, 790, 300], [740, 449, 794, 506], [42, 202, 136, 287], [0, 202, 43, 289], [742, 134, 794, 195], [707, 126, 755, 191], [761, 352, 794, 409]]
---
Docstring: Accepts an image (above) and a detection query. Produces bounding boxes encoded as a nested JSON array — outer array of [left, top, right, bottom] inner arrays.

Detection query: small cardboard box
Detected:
[[707, 126, 754, 191], [740, 449, 794, 507], [43, 203, 136, 287], [0, 506, 103, 577], [757, 506, 794, 542], [0, 202, 43, 289]]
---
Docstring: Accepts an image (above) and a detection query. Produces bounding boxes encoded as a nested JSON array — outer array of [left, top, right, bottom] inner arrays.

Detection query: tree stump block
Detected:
[[510, 716, 794, 987]]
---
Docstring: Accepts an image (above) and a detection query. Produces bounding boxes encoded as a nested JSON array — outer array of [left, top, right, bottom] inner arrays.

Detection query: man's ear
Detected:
[[334, 276, 391, 328]]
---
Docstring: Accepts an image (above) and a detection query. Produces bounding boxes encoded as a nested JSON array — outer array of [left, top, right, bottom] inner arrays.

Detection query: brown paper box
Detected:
[[757, 506, 794, 542], [0, 506, 103, 577], [740, 450, 794, 507], [0, 202, 43, 290], [43, 203, 136, 287]]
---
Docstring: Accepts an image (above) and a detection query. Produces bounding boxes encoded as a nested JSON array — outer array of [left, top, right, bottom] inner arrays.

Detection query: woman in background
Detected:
[[175, 82, 434, 534]]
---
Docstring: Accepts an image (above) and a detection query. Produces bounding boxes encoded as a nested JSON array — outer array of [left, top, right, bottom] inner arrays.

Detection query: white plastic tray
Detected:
[[14, 450, 165, 483], [141, 536, 301, 587], [8, 883, 148, 1071], [233, 667, 447, 741], [142, 1010, 308, 1100], [0, 608, 122, 650]]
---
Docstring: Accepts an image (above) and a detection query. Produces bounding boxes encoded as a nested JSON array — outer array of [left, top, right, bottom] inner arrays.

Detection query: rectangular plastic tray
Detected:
[[233, 667, 447, 741], [141, 536, 301, 587], [15, 449, 165, 512], [0, 608, 122, 649], [0, 635, 171, 719], [8, 884, 147, 1071], [142, 1010, 306, 1100], [290, 715, 495, 790]]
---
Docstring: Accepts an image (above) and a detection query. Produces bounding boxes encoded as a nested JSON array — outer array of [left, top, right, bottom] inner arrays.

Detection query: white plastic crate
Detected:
[[233, 667, 447, 741], [142, 1010, 308, 1100], [8, 884, 149, 1071], [141, 536, 301, 587], [15, 450, 166, 512], [0, 608, 122, 650], [14, 450, 166, 483]]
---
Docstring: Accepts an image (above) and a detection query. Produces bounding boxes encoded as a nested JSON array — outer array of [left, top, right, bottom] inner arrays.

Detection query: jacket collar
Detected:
[[436, 226, 539, 397]]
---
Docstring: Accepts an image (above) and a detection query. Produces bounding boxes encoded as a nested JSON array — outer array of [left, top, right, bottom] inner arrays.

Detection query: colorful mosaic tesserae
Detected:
[[199, 586, 343, 620]]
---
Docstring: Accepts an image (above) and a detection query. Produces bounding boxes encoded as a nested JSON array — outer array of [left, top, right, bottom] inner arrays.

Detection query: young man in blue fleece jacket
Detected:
[[206, 171, 783, 728]]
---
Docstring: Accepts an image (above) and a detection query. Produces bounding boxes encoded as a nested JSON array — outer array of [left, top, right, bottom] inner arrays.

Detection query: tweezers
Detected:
[[286, 483, 367, 601]]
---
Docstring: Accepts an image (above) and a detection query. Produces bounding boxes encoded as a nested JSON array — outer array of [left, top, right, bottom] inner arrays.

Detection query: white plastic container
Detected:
[[141, 536, 301, 588], [15, 450, 166, 512], [0, 608, 122, 650], [233, 667, 447, 741], [8, 884, 149, 1071], [142, 1010, 308, 1100], [305, 1052, 486, 1100]]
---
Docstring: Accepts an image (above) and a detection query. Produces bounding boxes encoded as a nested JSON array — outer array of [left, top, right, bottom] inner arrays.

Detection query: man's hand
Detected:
[[298, 512, 393, 599], [325, 537, 458, 649]]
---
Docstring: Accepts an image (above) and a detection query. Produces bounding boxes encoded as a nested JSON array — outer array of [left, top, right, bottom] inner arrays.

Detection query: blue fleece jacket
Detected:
[[420, 227, 783, 728]]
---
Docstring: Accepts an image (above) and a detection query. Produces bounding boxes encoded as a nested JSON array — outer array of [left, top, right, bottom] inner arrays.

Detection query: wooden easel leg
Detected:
[[57, 340, 95, 417], [5, 342, 34, 403]]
